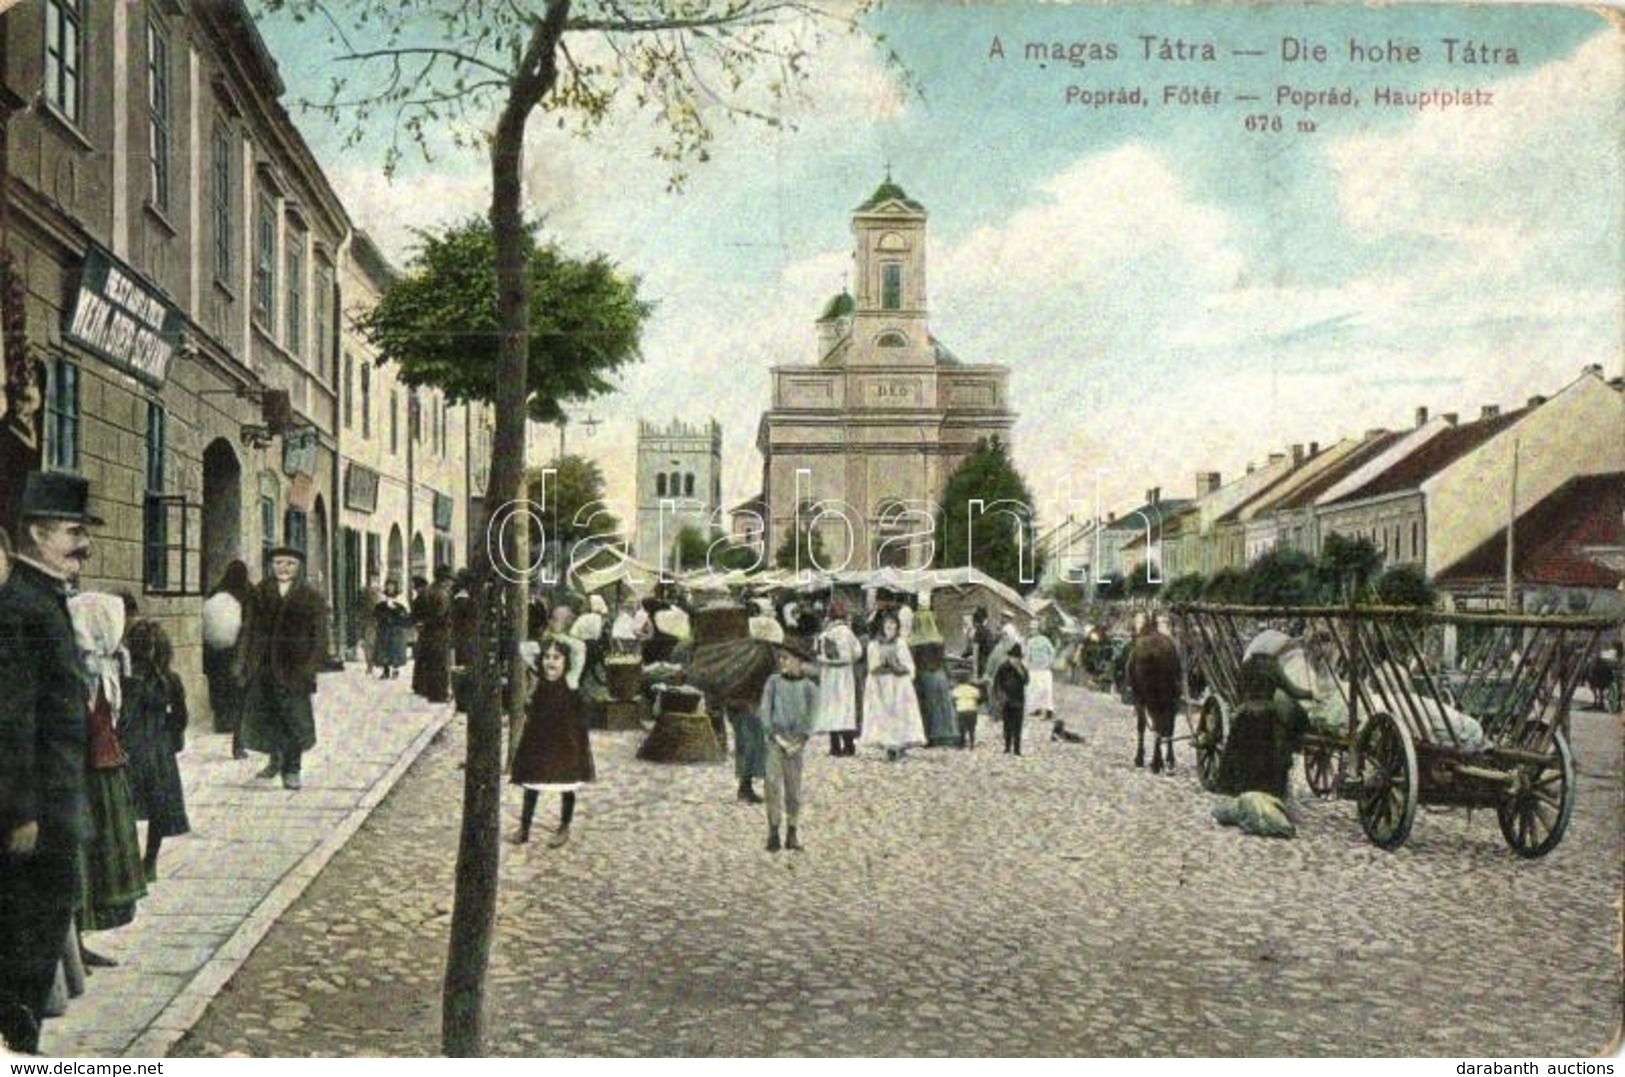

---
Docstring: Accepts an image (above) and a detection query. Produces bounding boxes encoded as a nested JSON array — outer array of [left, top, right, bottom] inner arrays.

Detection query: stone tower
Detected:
[[757, 177, 1015, 571], [634, 418, 723, 570]]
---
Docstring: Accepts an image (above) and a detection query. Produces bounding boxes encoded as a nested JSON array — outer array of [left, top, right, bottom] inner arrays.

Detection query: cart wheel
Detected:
[[1354, 712, 1418, 850], [1496, 728, 1575, 859], [1193, 696, 1225, 792], [1302, 741, 1338, 799]]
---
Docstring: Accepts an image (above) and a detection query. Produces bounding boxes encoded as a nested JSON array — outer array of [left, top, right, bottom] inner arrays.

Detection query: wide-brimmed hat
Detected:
[[266, 545, 306, 562], [19, 472, 103, 526]]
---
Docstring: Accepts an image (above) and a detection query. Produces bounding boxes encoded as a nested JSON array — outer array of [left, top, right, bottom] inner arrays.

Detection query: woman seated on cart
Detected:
[[1217, 631, 1315, 800]]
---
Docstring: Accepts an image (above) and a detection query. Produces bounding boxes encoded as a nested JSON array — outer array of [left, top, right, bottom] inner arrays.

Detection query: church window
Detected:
[[684, 473, 695, 498], [657, 474, 667, 497], [877, 332, 907, 348], [877, 232, 907, 253], [668, 471, 681, 497], [881, 263, 902, 310]]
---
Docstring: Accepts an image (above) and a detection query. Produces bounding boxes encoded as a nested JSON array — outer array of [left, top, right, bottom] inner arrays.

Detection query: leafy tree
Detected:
[[1319, 533, 1381, 603], [1162, 573, 1206, 604], [1373, 563, 1437, 608], [266, 0, 896, 1052], [710, 539, 765, 573], [361, 218, 648, 424], [1093, 572, 1127, 603], [1246, 549, 1320, 607], [1202, 567, 1250, 604], [774, 511, 827, 571], [671, 524, 712, 573], [1127, 568, 1162, 597], [524, 455, 620, 548], [932, 437, 1041, 592]]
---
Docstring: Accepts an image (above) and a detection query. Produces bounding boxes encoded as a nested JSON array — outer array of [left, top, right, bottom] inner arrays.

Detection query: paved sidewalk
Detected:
[[42, 665, 454, 1058]]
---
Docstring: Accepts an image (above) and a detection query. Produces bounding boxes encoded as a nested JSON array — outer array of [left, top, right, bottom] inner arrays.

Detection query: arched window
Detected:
[[656, 474, 667, 497], [877, 331, 907, 348], [668, 472, 681, 498], [684, 473, 695, 498]]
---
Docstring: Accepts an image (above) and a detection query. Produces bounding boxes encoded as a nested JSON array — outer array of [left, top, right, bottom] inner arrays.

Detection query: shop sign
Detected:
[[64, 249, 183, 386], [345, 464, 379, 513], [283, 428, 318, 476], [434, 491, 454, 531]]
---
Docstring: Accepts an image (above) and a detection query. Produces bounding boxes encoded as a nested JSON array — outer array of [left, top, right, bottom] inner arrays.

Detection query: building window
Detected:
[[44, 358, 79, 472], [253, 196, 277, 327], [285, 233, 304, 355], [668, 472, 680, 499], [260, 495, 277, 571], [389, 389, 399, 455], [211, 124, 233, 282], [143, 402, 167, 589], [284, 507, 307, 555], [146, 20, 172, 212], [656, 474, 667, 498], [314, 261, 333, 381], [343, 353, 354, 429], [881, 263, 902, 310], [1411, 521, 1420, 561], [360, 362, 372, 438], [43, 0, 83, 125], [684, 473, 695, 498]]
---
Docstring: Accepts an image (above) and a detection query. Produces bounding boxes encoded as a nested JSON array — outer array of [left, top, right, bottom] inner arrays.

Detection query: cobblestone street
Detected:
[[162, 680, 1624, 1057]]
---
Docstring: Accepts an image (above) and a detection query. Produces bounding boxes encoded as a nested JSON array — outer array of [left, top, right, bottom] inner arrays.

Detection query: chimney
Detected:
[[1194, 472, 1221, 497], [1309, 441, 1320, 457], [1610, 377, 1625, 391], [1415, 406, 1429, 428], [1268, 452, 1286, 465], [1480, 404, 1500, 420], [1106, 511, 1116, 524], [1527, 394, 1547, 408], [1442, 412, 1459, 426], [1246, 461, 1256, 475], [1364, 428, 1386, 440], [1145, 487, 1161, 505], [1582, 363, 1604, 377], [1290, 443, 1305, 466]]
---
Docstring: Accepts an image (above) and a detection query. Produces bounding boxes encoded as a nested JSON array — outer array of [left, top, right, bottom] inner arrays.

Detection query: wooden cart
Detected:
[[1174, 603, 1618, 858]]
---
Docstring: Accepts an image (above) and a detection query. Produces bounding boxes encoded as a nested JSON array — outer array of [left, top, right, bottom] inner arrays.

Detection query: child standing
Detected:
[[372, 580, 411, 680], [120, 620, 190, 883], [951, 675, 981, 749], [508, 637, 594, 848], [759, 639, 819, 852], [995, 644, 1029, 756]]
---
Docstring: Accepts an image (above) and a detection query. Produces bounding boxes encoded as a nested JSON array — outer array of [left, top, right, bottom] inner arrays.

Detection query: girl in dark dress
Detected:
[[507, 638, 595, 848], [372, 580, 412, 679], [121, 620, 191, 882]]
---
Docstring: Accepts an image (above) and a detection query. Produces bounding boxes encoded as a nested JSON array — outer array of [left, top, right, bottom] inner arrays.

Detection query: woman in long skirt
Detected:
[[810, 602, 861, 756], [67, 592, 147, 947], [121, 620, 191, 882], [862, 610, 926, 761], [373, 580, 412, 679], [508, 638, 595, 848]]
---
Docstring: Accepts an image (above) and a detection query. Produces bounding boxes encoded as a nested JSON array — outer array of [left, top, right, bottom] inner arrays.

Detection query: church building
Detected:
[[756, 178, 1014, 570]]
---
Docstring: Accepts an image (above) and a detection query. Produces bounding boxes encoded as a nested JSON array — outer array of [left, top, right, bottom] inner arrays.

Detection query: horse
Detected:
[[1128, 623, 1183, 774]]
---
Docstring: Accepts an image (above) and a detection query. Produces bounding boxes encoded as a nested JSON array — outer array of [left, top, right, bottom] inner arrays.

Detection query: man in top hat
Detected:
[[237, 545, 329, 790], [0, 472, 101, 1052]]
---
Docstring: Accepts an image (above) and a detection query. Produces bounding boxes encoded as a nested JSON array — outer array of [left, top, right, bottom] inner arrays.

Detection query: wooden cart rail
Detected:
[[1169, 602, 1620, 857]]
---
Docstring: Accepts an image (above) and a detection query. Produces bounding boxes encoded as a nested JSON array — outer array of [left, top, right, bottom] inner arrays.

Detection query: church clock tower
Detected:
[[847, 175, 932, 368]]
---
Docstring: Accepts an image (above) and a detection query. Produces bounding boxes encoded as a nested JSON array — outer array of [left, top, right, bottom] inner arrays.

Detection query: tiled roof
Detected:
[[1102, 499, 1194, 534], [1271, 431, 1402, 510], [1329, 410, 1527, 505], [1435, 472, 1624, 589]]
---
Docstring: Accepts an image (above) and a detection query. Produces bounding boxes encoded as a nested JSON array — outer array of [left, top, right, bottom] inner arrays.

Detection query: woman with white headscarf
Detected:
[[67, 592, 147, 947]]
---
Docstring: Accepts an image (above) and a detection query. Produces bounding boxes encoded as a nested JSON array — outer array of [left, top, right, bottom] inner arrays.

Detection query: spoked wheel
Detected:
[[1354, 712, 1418, 850], [1193, 696, 1226, 792], [1302, 740, 1339, 799], [1497, 728, 1575, 859]]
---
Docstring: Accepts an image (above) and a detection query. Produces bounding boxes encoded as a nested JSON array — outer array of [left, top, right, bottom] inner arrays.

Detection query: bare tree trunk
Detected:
[[441, 3, 569, 1057]]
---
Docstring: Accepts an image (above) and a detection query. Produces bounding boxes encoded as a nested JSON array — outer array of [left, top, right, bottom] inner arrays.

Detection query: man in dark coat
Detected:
[[0, 472, 100, 1053], [411, 566, 452, 703], [238, 547, 329, 790]]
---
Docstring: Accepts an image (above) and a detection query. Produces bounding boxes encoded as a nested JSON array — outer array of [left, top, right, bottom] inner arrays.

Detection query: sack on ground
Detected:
[[1212, 791, 1296, 838]]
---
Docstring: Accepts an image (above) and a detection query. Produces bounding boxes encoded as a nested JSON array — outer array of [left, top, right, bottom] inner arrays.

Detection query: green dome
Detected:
[[818, 291, 855, 322], [857, 179, 925, 213]]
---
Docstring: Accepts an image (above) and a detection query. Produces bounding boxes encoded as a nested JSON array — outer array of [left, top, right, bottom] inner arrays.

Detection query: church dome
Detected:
[[856, 179, 925, 213], [817, 290, 855, 322]]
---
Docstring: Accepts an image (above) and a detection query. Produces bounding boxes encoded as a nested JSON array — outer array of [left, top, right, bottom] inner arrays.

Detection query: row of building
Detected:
[[0, 0, 512, 725], [1039, 366, 1625, 613]]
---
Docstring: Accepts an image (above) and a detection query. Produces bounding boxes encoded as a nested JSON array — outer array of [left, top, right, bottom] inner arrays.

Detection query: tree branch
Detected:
[[333, 45, 513, 81]]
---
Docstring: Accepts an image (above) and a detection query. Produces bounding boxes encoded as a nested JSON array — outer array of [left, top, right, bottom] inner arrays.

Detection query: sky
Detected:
[[255, 1, 1624, 538]]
